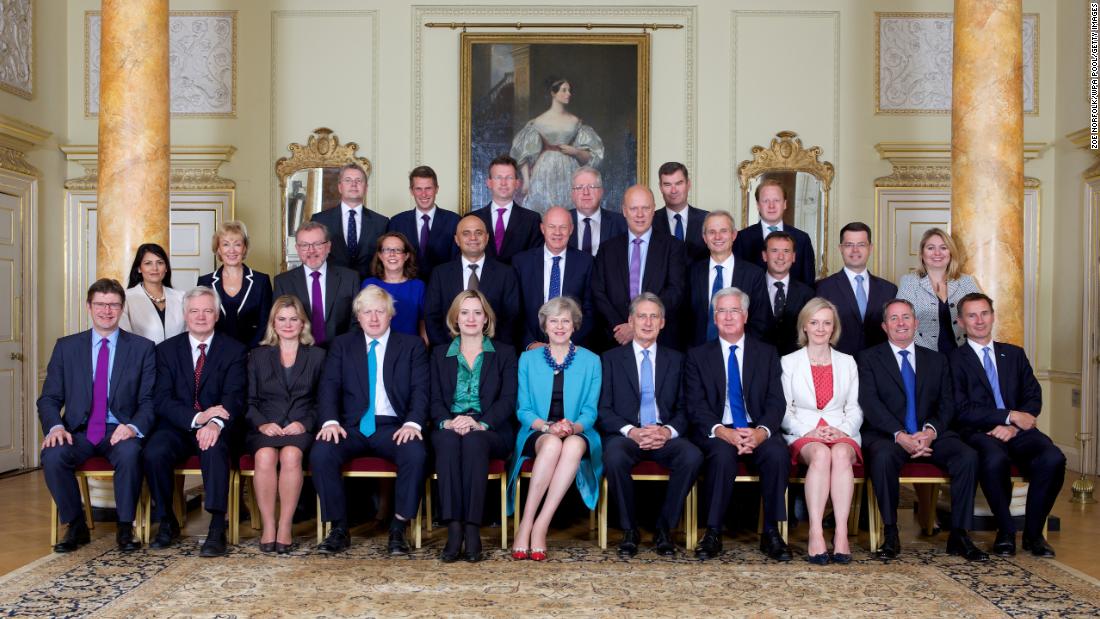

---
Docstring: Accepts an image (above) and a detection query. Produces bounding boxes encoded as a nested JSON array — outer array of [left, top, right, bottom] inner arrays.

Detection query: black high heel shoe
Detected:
[[463, 523, 482, 563]]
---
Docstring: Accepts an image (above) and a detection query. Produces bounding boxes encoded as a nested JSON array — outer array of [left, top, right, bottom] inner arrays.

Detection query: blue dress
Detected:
[[362, 278, 425, 337]]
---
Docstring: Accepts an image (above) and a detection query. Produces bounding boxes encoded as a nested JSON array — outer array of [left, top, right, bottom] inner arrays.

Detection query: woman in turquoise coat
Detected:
[[508, 296, 602, 561]]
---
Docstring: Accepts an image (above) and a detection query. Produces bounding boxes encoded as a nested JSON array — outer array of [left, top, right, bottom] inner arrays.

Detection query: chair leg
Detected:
[[78, 476, 94, 531], [686, 483, 697, 551], [414, 496, 422, 550], [780, 489, 789, 544], [867, 480, 880, 551], [848, 482, 863, 536], [589, 507, 596, 536], [499, 475, 508, 550], [246, 477, 260, 531], [173, 475, 186, 527], [228, 471, 240, 545], [598, 477, 608, 550], [50, 498, 59, 547], [424, 478, 433, 534], [316, 495, 324, 544], [141, 484, 152, 543], [512, 478, 521, 544], [915, 483, 938, 535]]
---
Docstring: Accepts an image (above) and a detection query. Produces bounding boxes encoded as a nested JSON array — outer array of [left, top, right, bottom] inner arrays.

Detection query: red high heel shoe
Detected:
[[511, 547, 529, 560], [529, 548, 547, 561]]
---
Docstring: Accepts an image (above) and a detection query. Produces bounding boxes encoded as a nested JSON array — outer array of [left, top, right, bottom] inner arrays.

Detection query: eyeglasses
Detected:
[[379, 247, 406, 255], [91, 302, 123, 311], [340, 177, 365, 185], [714, 308, 744, 316], [572, 184, 602, 192], [296, 241, 329, 251], [840, 242, 869, 250]]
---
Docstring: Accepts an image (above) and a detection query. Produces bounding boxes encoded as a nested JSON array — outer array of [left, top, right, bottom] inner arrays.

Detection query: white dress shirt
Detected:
[[760, 220, 785, 234], [490, 201, 514, 232], [340, 202, 365, 244], [320, 329, 421, 431], [460, 255, 487, 289], [843, 266, 870, 300], [708, 254, 735, 292], [887, 340, 937, 437], [626, 228, 653, 285], [665, 206, 689, 236], [303, 262, 328, 318], [710, 334, 769, 437], [966, 338, 1012, 424], [766, 273, 791, 314], [542, 245, 567, 302], [619, 342, 679, 439], [188, 333, 224, 429], [577, 209, 602, 255]]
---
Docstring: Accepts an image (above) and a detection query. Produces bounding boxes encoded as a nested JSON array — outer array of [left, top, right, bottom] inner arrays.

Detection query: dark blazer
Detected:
[[318, 330, 429, 429], [815, 270, 898, 356], [568, 208, 628, 256], [245, 344, 326, 432], [597, 344, 688, 437], [387, 207, 461, 283], [197, 264, 273, 348], [37, 329, 157, 435], [761, 277, 815, 356], [685, 257, 769, 347], [153, 332, 248, 433], [948, 341, 1042, 433], [429, 340, 518, 432], [732, 223, 817, 285], [475, 203, 543, 264], [511, 246, 594, 347], [591, 231, 688, 348], [857, 342, 955, 444], [424, 257, 520, 347], [311, 206, 389, 281], [653, 205, 709, 262], [682, 336, 785, 442], [273, 263, 360, 343]]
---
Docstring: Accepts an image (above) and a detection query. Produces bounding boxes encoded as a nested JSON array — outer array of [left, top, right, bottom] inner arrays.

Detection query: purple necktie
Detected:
[[310, 270, 326, 344], [629, 238, 643, 300], [419, 214, 430, 259], [494, 208, 506, 254], [87, 337, 109, 444]]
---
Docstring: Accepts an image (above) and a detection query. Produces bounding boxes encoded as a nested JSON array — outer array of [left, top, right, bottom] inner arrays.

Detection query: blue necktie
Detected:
[[639, 349, 657, 426], [706, 265, 723, 341], [898, 350, 918, 434], [982, 347, 1006, 409], [854, 274, 868, 320], [548, 256, 562, 300], [767, 225, 778, 233], [673, 214, 684, 241], [727, 344, 748, 428], [359, 340, 378, 437], [347, 210, 359, 256]]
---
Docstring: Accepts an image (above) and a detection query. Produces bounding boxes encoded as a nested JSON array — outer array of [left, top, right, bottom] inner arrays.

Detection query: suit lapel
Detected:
[[197, 337, 219, 393], [211, 268, 226, 316], [108, 333, 127, 405], [237, 266, 256, 317], [835, 276, 862, 322], [324, 268, 340, 319], [623, 347, 641, 398], [964, 344, 995, 398], [641, 235, 663, 290], [351, 335, 371, 398], [178, 336, 197, 395], [292, 269, 312, 313], [284, 346, 308, 390], [880, 345, 906, 394], [710, 341, 727, 407], [83, 331, 95, 407], [913, 347, 928, 417], [475, 350, 490, 398], [382, 336, 397, 409]]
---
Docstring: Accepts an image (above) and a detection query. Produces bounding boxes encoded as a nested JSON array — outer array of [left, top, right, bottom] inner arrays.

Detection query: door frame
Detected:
[[1080, 177, 1100, 476]]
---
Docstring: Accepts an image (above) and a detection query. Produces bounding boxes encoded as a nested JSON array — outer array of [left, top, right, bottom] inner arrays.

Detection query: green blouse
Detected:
[[447, 336, 494, 415]]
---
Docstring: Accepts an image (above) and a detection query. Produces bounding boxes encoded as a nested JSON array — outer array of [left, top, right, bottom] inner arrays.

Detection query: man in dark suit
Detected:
[[732, 179, 816, 285], [512, 206, 593, 349], [311, 285, 429, 555], [144, 286, 248, 557], [386, 165, 460, 283], [568, 166, 627, 257], [591, 185, 688, 351], [760, 231, 815, 355], [474, 155, 543, 264], [38, 278, 155, 553], [949, 293, 1065, 558], [814, 222, 898, 356], [685, 210, 768, 348], [273, 221, 360, 346], [857, 298, 988, 561], [310, 164, 388, 281], [653, 161, 709, 262], [425, 214, 520, 348], [683, 287, 792, 561], [598, 293, 702, 557]]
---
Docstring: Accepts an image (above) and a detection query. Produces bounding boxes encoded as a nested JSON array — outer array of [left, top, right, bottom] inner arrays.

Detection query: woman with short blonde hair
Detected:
[[197, 220, 273, 348]]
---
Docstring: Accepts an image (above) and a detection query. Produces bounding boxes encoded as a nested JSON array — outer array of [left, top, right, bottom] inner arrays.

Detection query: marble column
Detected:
[[96, 0, 170, 283], [951, 0, 1024, 345]]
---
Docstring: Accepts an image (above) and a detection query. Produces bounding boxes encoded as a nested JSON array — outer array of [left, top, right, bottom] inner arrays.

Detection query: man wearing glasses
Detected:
[[311, 164, 389, 281], [274, 221, 361, 346], [474, 155, 543, 265], [567, 166, 626, 257]]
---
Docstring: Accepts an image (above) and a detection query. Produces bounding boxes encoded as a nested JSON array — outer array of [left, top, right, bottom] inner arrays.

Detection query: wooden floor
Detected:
[[2, 469, 1098, 580]]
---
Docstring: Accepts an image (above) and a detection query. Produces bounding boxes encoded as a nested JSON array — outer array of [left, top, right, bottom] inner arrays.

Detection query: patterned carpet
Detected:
[[1, 534, 1098, 618]]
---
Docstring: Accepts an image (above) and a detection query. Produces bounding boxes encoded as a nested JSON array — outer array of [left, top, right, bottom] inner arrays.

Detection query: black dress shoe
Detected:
[[259, 542, 276, 554], [1022, 535, 1056, 558], [463, 524, 482, 563], [317, 527, 350, 554], [441, 522, 463, 563], [830, 552, 852, 565], [876, 531, 901, 560], [275, 542, 294, 555], [200, 530, 228, 557], [54, 521, 91, 553], [116, 523, 141, 552], [760, 530, 792, 562], [991, 530, 1017, 556], [653, 528, 676, 557], [694, 528, 723, 560], [806, 552, 830, 565], [946, 531, 989, 562], [149, 520, 180, 550], [388, 527, 410, 555], [617, 528, 640, 558]]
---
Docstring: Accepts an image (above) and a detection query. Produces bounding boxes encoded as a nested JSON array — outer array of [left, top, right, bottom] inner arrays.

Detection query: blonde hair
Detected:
[[260, 295, 315, 346], [445, 290, 497, 339], [796, 297, 841, 348], [916, 227, 963, 280], [353, 284, 396, 317], [211, 220, 250, 257]]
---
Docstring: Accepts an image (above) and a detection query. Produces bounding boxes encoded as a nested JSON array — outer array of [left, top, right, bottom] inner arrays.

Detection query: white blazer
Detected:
[[780, 347, 863, 446], [119, 285, 186, 344]]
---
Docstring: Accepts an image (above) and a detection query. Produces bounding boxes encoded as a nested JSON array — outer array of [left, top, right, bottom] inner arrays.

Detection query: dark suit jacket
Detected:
[[37, 329, 157, 435], [273, 263, 360, 343], [424, 257, 520, 348], [857, 342, 955, 444], [318, 330, 429, 429], [597, 344, 688, 437], [815, 270, 898, 356], [387, 207, 460, 283], [948, 341, 1042, 433], [245, 344, 326, 432], [732, 223, 816, 285], [682, 336, 785, 442], [685, 257, 769, 347], [568, 208, 627, 256], [429, 340, 518, 432], [153, 332, 248, 433], [197, 264, 273, 348], [653, 205, 709, 262], [591, 232, 688, 348], [475, 203, 543, 264], [311, 206, 389, 281], [511, 246, 593, 347], [761, 277, 815, 356]]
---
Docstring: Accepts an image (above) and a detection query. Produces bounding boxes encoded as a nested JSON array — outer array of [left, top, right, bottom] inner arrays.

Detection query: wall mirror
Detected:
[[275, 127, 372, 270], [738, 131, 834, 278]]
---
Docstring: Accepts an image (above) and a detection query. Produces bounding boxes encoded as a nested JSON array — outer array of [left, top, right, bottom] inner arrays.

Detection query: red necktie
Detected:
[[193, 343, 207, 412]]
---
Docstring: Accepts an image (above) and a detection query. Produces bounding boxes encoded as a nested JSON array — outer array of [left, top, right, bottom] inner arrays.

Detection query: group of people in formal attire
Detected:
[[39, 155, 1065, 567]]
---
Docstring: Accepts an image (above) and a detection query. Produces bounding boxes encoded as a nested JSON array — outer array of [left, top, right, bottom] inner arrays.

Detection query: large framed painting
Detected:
[[459, 32, 650, 215]]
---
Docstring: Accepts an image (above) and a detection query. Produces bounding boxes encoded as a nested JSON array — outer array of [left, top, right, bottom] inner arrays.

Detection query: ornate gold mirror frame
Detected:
[[738, 131, 834, 278], [275, 127, 372, 270]]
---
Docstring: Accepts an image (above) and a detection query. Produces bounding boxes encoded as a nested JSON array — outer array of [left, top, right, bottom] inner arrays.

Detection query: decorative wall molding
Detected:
[[0, 0, 32, 99], [1035, 370, 1082, 385], [1068, 128, 1100, 180], [874, 141, 1048, 188], [85, 11, 237, 117], [59, 145, 237, 190], [0, 113, 50, 177], [875, 12, 1038, 115]]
